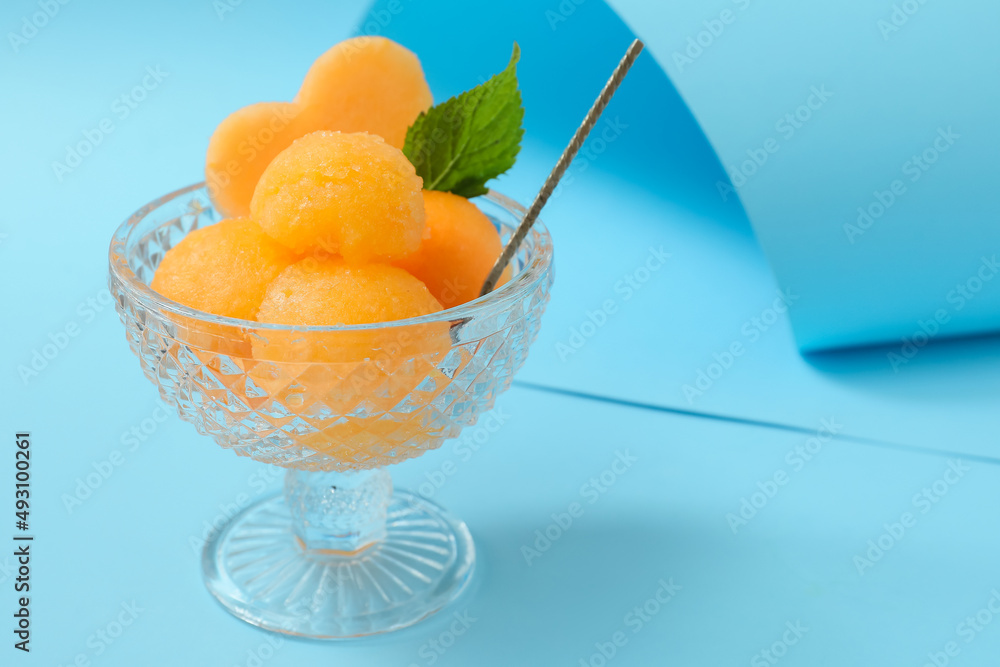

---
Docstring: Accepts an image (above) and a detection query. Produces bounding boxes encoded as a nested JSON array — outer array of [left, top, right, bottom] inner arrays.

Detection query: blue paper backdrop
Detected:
[[609, 0, 1000, 350]]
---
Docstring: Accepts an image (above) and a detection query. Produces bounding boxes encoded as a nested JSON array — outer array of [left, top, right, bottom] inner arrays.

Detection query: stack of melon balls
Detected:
[[151, 37, 510, 353]]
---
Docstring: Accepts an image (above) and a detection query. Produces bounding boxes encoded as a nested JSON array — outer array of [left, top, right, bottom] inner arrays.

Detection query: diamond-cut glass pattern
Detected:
[[109, 185, 552, 472]]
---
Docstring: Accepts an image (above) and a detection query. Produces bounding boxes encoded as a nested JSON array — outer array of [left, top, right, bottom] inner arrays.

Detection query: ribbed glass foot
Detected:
[[202, 471, 475, 639]]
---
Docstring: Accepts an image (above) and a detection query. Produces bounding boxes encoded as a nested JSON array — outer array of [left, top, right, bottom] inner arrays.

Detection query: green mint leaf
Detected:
[[403, 44, 524, 198]]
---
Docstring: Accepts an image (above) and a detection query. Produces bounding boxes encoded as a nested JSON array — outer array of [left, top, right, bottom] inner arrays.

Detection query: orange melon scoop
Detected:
[[252, 256, 445, 363], [251, 131, 425, 262], [151, 218, 298, 321], [205, 36, 432, 218], [248, 258, 452, 462], [396, 190, 512, 308]]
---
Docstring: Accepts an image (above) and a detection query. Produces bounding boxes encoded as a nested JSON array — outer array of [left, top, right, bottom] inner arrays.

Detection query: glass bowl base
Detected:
[[202, 491, 475, 639]]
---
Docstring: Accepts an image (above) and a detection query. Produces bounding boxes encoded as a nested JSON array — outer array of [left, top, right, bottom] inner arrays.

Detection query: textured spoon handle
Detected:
[[480, 38, 645, 297]]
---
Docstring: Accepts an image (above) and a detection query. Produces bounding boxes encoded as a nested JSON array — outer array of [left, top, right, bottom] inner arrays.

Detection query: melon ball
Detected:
[[150, 218, 298, 320], [204, 36, 432, 219], [249, 258, 452, 459], [297, 36, 433, 150], [250, 131, 425, 262], [257, 257, 442, 327], [253, 257, 446, 363], [396, 190, 511, 307], [205, 102, 307, 219]]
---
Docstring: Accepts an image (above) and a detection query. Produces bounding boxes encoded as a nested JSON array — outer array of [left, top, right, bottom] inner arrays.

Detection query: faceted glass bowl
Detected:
[[108, 183, 553, 638]]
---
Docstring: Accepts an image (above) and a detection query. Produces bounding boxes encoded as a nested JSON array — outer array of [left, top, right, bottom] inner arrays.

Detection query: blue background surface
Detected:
[[1, 0, 999, 665], [611, 0, 1000, 351]]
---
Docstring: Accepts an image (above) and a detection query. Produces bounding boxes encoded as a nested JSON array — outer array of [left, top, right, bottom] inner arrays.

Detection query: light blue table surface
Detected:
[[1, 0, 998, 664]]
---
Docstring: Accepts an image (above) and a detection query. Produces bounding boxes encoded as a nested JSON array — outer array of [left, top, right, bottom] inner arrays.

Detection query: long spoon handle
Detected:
[[480, 38, 645, 296]]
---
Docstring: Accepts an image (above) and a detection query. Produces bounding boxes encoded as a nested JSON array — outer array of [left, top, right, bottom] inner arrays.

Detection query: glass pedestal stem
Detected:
[[202, 466, 476, 638], [284, 468, 392, 554]]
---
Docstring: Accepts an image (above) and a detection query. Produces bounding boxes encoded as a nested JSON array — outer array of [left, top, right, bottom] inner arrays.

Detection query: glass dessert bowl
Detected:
[[108, 183, 553, 638]]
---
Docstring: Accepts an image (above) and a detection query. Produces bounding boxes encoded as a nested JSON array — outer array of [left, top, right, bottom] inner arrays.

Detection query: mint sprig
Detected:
[[403, 44, 524, 198]]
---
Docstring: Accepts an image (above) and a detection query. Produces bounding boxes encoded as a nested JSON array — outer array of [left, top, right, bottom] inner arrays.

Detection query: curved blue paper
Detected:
[[608, 0, 1000, 350], [358, 0, 741, 229]]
